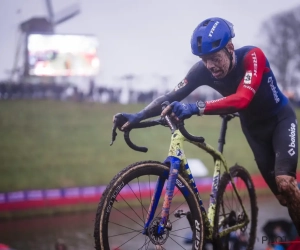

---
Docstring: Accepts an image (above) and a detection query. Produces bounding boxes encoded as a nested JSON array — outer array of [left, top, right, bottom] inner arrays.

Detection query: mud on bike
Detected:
[[94, 102, 258, 250]]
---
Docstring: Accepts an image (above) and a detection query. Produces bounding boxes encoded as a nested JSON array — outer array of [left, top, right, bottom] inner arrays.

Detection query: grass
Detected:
[[0, 100, 299, 192]]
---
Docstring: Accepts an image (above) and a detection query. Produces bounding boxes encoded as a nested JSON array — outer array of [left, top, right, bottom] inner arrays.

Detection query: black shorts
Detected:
[[241, 102, 298, 195]]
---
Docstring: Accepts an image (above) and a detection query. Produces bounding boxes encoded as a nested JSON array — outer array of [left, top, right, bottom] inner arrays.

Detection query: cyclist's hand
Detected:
[[161, 101, 199, 121], [113, 112, 144, 131]]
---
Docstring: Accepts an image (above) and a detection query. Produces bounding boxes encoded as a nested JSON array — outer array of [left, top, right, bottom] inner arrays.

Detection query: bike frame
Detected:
[[143, 117, 249, 241]]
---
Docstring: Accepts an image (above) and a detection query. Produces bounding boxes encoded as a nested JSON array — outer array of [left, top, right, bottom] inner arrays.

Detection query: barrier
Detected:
[[1, 172, 299, 212]]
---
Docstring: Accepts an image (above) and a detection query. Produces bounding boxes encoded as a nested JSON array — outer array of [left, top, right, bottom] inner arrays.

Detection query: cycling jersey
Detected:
[[173, 46, 288, 124]]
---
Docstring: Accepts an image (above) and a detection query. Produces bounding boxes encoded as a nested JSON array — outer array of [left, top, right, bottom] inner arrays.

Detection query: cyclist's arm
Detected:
[[202, 47, 267, 115], [140, 62, 204, 119]]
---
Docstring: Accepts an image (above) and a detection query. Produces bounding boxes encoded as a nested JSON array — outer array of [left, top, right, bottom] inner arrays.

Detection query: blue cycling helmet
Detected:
[[191, 17, 235, 56]]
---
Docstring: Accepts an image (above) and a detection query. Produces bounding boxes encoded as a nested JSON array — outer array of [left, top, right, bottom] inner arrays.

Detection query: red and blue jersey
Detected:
[[177, 46, 288, 123]]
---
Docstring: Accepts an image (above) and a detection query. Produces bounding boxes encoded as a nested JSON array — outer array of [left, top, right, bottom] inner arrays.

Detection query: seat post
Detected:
[[218, 116, 229, 153]]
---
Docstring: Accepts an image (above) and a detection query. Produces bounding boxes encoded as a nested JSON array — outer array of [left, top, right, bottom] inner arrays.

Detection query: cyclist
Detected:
[[113, 17, 300, 235]]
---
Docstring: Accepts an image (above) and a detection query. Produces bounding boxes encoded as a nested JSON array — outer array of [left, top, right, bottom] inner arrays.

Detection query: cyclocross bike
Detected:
[[94, 102, 258, 250]]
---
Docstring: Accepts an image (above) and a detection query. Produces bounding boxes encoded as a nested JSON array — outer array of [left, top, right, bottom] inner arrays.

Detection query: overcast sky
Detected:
[[1, 0, 300, 90]]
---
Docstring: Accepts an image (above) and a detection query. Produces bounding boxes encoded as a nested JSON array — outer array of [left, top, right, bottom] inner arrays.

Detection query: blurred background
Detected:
[[0, 0, 300, 249]]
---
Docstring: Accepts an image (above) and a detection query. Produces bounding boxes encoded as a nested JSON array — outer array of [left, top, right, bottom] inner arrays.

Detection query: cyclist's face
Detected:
[[200, 49, 231, 79]]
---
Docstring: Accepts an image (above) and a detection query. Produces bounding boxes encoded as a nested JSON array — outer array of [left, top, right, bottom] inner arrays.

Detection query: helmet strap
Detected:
[[224, 47, 233, 71]]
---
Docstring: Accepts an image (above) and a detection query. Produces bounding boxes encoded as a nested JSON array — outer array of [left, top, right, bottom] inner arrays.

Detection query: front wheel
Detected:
[[94, 160, 204, 250], [213, 165, 258, 250]]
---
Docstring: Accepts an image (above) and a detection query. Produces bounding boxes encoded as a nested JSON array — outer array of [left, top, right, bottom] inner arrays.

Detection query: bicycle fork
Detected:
[[143, 157, 180, 235]]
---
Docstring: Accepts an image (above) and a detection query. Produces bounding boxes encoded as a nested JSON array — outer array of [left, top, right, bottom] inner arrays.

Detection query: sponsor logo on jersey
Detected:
[[268, 77, 280, 103], [244, 71, 252, 84], [175, 79, 188, 91], [243, 85, 256, 94], [288, 122, 296, 156], [251, 52, 258, 77], [209, 21, 220, 37], [206, 97, 226, 104]]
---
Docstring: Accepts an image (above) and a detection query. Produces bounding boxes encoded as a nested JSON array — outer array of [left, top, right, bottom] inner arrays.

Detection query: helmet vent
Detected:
[[202, 20, 211, 26], [212, 39, 221, 48], [197, 36, 202, 53]]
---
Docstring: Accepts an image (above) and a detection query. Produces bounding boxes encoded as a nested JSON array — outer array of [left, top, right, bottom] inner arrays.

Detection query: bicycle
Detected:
[[94, 101, 258, 250]]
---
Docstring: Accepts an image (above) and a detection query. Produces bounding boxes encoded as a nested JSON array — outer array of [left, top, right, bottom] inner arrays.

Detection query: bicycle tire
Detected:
[[213, 164, 258, 250], [94, 160, 204, 250]]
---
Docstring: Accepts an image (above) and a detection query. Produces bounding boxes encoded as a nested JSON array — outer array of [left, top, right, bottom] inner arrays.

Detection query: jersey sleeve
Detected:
[[140, 61, 207, 119], [203, 47, 268, 115], [168, 61, 209, 99]]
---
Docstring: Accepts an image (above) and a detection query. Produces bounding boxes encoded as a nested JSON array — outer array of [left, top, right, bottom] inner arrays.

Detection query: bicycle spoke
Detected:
[[137, 237, 152, 250], [108, 221, 142, 233], [111, 206, 144, 228], [170, 211, 187, 224], [223, 191, 232, 212], [169, 200, 187, 217], [232, 178, 247, 215], [171, 226, 192, 232], [109, 229, 143, 238], [230, 190, 238, 214], [126, 182, 149, 218], [118, 192, 145, 224], [145, 235, 151, 250], [138, 177, 145, 223], [169, 233, 192, 240], [168, 235, 188, 250], [229, 185, 236, 211], [233, 178, 241, 211], [113, 231, 144, 249]]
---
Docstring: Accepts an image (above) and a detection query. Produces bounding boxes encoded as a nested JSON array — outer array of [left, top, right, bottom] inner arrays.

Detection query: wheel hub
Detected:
[[147, 217, 171, 245]]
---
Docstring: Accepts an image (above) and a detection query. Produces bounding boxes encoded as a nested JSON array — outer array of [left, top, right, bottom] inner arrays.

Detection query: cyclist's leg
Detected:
[[272, 103, 300, 235], [241, 123, 280, 196]]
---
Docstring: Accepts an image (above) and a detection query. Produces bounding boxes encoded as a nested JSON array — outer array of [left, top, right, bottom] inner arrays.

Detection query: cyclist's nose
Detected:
[[206, 59, 215, 70]]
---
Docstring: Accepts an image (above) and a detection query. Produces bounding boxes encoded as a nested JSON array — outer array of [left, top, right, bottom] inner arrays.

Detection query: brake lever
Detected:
[[161, 101, 177, 133], [110, 122, 118, 146], [160, 117, 170, 127]]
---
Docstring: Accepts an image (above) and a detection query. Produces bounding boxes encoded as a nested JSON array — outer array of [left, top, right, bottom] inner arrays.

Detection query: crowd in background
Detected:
[[0, 80, 220, 104], [0, 80, 300, 108]]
